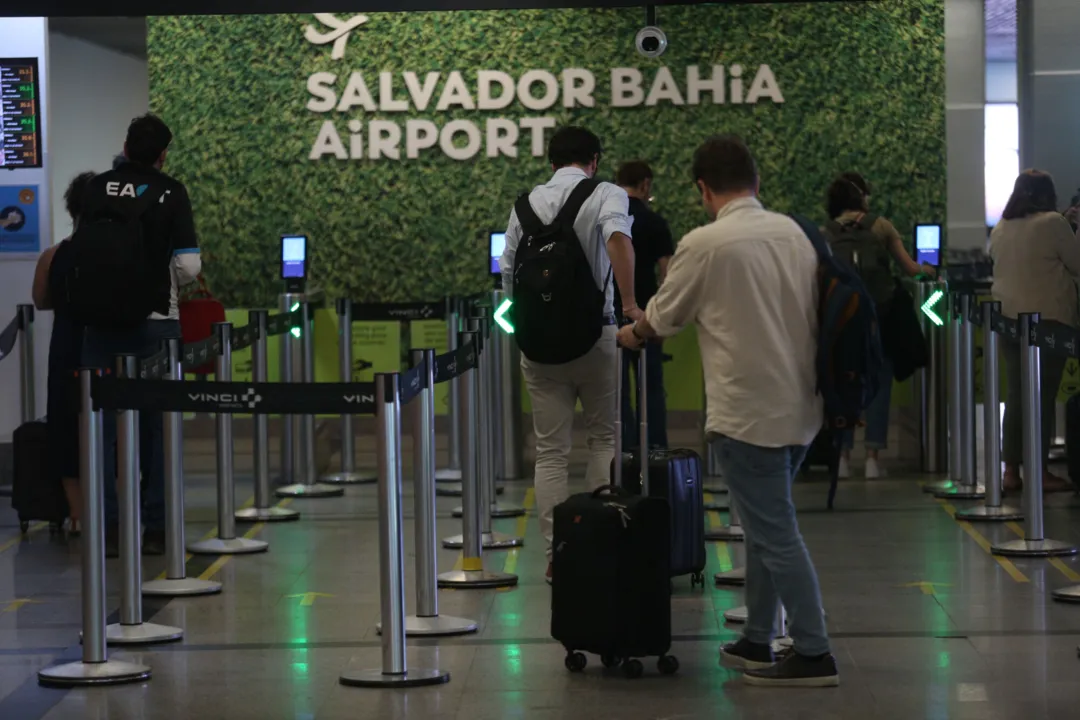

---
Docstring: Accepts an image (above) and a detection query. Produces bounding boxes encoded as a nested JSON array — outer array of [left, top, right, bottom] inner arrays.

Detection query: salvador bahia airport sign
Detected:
[[303, 13, 785, 163]]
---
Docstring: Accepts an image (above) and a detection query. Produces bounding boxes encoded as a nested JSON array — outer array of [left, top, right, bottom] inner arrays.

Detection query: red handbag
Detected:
[[179, 276, 226, 375]]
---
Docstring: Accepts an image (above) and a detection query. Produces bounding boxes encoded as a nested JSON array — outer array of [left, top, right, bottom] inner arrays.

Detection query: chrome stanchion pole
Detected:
[[948, 293, 963, 482], [236, 311, 299, 523], [324, 299, 376, 485], [278, 295, 297, 487], [278, 298, 345, 498], [614, 344, 624, 483], [189, 324, 268, 555], [144, 340, 223, 596], [438, 331, 518, 589], [399, 349, 476, 636], [958, 302, 1023, 522], [713, 501, 746, 586], [17, 304, 35, 423], [341, 373, 451, 688], [992, 313, 1077, 558], [39, 370, 152, 687], [437, 300, 462, 483], [936, 293, 985, 499], [701, 389, 727, 494], [107, 355, 183, 644]]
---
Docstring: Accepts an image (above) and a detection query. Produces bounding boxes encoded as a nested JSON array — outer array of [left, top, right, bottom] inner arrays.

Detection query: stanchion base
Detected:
[[992, 538, 1078, 557], [955, 504, 1024, 522], [435, 483, 462, 497], [435, 468, 462, 483], [923, 479, 955, 494], [451, 503, 526, 519], [723, 606, 748, 624], [934, 483, 985, 500], [105, 622, 184, 645], [706, 526, 744, 542], [375, 615, 479, 637], [703, 484, 728, 495], [38, 659, 151, 688], [437, 569, 518, 589], [187, 537, 269, 555], [339, 667, 450, 688], [704, 503, 730, 512], [235, 506, 300, 523], [442, 532, 523, 550], [275, 483, 345, 498], [320, 471, 377, 485], [1051, 585, 1080, 603], [715, 567, 746, 587], [141, 577, 222, 597]]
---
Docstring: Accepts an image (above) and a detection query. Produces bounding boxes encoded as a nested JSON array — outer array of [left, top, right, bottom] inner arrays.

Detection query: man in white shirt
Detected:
[[617, 135, 837, 688], [501, 127, 638, 584]]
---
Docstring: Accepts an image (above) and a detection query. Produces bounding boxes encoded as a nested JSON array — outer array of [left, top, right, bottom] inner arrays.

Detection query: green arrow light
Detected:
[[494, 299, 514, 334], [290, 302, 302, 337], [921, 289, 944, 327]]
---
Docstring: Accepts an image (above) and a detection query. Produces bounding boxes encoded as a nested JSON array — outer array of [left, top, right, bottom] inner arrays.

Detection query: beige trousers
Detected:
[[522, 325, 617, 560]]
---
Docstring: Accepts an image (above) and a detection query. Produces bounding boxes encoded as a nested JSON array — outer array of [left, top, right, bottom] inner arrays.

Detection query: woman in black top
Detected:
[[32, 171, 95, 535]]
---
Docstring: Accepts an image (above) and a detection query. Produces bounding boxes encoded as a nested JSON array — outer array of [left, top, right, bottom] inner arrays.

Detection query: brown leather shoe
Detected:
[[1043, 472, 1072, 493]]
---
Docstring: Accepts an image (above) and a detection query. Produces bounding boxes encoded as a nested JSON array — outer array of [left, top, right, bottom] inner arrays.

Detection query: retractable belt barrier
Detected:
[[348, 300, 447, 322]]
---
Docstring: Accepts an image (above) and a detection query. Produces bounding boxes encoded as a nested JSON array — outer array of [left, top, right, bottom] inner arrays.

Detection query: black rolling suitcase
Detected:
[[10, 421, 68, 534], [613, 346, 707, 588], [551, 486, 679, 678]]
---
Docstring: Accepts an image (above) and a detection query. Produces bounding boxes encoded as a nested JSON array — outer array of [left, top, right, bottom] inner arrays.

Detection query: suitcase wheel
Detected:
[[622, 658, 644, 679], [601, 653, 621, 669], [691, 572, 705, 589], [564, 652, 587, 673], [657, 655, 680, 676]]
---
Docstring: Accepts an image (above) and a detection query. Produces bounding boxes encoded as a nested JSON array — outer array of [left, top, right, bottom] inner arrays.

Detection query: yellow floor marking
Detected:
[[198, 520, 266, 581], [499, 488, 536, 588], [705, 493, 733, 573], [0, 522, 47, 555], [153, 495, 259, 581], [937, 499, 1029, 583], [898, 581, 950, 596], [1003, 519, 1080, 583]]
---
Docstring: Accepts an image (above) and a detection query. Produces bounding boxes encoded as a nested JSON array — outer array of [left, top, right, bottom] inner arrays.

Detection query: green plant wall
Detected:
[[148, 2, 945, 311]]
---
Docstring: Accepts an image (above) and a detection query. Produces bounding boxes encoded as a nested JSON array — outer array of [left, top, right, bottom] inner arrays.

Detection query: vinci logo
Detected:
[[106, 182, 149, 198], [188, 389, 262, 409], [304, 14, 369, 60]]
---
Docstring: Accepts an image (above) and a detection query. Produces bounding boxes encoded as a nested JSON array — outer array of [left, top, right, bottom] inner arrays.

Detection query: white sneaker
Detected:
[[837, 456, 850, 479], [865, 458, 886, 479]]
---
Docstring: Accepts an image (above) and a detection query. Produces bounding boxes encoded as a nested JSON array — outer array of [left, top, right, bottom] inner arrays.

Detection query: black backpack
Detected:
[[511, 179, 608, 365], [60, 189, 161, 330], [824, 214, 893, 307]]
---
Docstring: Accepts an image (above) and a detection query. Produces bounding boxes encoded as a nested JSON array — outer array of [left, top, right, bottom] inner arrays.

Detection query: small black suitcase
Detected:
[[551, 486, 678, 678], [10, 421, 68, 534]]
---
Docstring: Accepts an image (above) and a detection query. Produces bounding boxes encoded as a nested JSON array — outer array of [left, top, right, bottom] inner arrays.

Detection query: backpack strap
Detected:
[[824, 220, 845, 238], [791, 214, 832, 263], [514, 193, 544, 238], [555, 178, 601, 228], [857, 213, 878, 232]]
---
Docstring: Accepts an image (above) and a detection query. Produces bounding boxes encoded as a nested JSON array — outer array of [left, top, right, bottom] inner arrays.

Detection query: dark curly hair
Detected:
[[64, 171, 96, 223]]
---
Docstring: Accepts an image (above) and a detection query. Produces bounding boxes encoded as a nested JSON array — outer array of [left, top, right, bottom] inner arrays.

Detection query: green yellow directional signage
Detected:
[[494, 299, 514, 334], [920, 290, 944, 327]]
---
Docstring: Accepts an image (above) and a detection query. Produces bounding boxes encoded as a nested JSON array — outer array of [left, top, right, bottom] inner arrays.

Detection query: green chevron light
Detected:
[[921, 290, 944, 327], [494, 299, 514, 334]]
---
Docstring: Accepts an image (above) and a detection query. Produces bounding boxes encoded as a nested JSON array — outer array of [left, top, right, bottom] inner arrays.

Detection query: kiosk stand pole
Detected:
[[189, 324, 268, 555], [39, 370, 152, 687], [107, 356, 183, 644], [957, 301, 1023, 522], [340, 374, 451, 688], [17, 304, 35, 423], [438, 332, 518, 589], [489, 295, 525, 517], [236, 311, 299, 523], [992, 313, 1077, 558], [437, 301, 462, 482], [278, 294, 297, 487], [278, 298, 345, 498], [936, 293, 985, 499], [143, 341, 223, 596], [323, 299, 376, 484]]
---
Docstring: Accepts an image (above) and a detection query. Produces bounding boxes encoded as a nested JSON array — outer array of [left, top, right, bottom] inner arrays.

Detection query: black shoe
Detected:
[[719, 638, 775, 671], [142, 529, 166, 556], [743, 651, 840, 688], [105, 526, 120, 558]]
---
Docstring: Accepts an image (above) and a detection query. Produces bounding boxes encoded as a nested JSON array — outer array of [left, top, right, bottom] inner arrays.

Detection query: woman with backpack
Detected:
[[990, 169, 1080, 494], [824, 173, 936, 479]]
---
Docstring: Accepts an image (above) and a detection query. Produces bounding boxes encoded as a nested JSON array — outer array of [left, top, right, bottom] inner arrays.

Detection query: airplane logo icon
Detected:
[[304, 13, 369, 60]]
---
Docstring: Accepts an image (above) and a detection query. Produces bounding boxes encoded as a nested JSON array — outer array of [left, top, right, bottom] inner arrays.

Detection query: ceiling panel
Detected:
[[49, 17, 147, 59]]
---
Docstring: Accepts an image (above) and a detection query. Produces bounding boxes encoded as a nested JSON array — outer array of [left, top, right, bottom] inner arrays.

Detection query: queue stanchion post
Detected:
[[437, 299, 463, 483], [236, 310, 300, 523], [323, 299, 377, 485], [189, 323, 269, 555], [277, 298, 345, 498], [105, 355, 184, 644], [713, 500, 746, 586], [438, 331, 518, 589], [17, 304, 35, 423], [39, 370, 152, 687], [991, 313, 1077, 558], [444, 314, 522, 549], [700, 390, 727, 495], [935, 293, 985, 499], [957, 302, 1023, 522], [340, 373, 451, 688], [143, 340, 223, 596], [388, 349, 476, 636]]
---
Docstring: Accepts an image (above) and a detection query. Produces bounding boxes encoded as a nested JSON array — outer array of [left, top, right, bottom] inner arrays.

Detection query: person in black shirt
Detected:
[[80, 114, 201, 557], [614, 161, 674, 449]]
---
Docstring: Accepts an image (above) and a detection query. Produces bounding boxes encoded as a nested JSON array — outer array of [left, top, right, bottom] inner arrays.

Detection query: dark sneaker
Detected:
[[743, 652, 839, 688], [719, 638, 775, 670], [105, 526, 120, 559], [143, 529, 166, 556]]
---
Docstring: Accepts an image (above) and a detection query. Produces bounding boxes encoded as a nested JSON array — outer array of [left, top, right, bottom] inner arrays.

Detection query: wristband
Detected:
[[631, 323, 644, 340]]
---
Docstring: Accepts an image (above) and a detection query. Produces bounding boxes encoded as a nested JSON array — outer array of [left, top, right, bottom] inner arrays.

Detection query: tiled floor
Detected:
[[2, 463, 1080, 719]]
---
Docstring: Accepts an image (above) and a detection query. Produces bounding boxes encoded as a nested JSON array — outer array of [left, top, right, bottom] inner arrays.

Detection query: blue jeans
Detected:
[[712, 434, 831, 657], [84, 319, 181, 532], [840, 358, 893, 450], [621, 342, 668, 450]]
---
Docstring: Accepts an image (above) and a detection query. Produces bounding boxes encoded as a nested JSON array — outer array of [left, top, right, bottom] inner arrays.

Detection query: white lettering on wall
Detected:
[[610, 68, 644, 108], [478, 71, 515, 110]]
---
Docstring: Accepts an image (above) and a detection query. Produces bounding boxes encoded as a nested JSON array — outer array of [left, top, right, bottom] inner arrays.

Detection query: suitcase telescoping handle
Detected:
[[614, 344, 623, 487], [592, 485, 627, 498], [614, 330, 649, 495]]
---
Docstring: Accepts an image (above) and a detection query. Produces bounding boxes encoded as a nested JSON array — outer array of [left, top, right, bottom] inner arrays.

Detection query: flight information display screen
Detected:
[[1, 58, 43, 169]]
